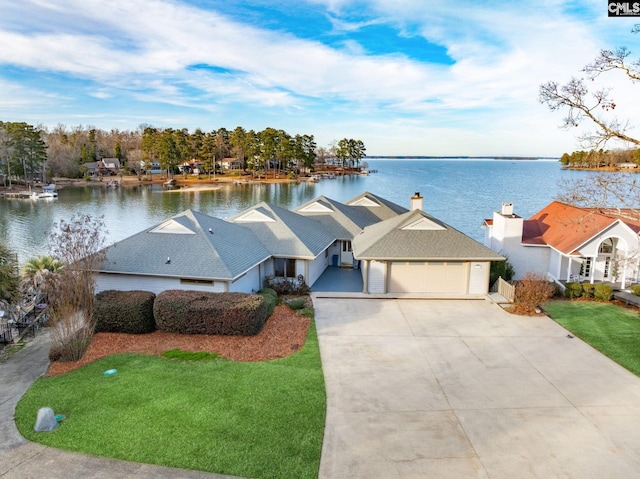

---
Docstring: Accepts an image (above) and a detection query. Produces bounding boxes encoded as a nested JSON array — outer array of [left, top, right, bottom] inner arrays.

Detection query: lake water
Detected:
[[1, 158, 588, 265]]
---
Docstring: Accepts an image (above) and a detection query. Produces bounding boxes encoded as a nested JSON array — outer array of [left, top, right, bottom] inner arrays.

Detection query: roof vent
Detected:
[[501, 202, 514, 216]]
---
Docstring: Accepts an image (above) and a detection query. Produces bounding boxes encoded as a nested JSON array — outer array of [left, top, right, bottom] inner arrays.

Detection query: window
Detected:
[[180, 279, 214, 286], [583, 258, 592, 278], [599, 238, 614, 254], [274, 258, 296, 278], [342, 241, 352, 252]]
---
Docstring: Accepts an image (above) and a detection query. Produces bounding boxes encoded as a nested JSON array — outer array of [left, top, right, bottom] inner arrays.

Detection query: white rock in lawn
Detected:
[[34, 407, 59, 432]]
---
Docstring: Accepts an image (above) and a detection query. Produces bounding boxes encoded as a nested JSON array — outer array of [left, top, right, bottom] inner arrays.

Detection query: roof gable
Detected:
[[149, 219, 197, 234], [401, 217, 445, 231], [298, 200, 334, 213], [233, 208, 276, 223], [349, 197, 379, 207]]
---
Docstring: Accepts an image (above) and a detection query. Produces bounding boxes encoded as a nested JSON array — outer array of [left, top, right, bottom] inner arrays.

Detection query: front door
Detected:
[[340, 241, 353, 267], [596, 238, 615, 281]]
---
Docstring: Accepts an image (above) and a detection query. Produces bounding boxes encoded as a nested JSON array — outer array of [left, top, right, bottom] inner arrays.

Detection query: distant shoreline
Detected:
[[366, 156, 559, 160]]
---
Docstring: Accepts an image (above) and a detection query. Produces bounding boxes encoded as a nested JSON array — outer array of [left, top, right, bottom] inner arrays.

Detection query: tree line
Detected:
[[559, 148, 640, 168], [0, 121, 367, 184]]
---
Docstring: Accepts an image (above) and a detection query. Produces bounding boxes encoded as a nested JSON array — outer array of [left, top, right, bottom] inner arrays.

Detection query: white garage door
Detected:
[[388, 261, 467, 294]]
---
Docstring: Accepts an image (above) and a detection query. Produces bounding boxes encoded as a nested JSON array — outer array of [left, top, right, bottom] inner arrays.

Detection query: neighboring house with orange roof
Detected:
[[483, 201, 640, 288]]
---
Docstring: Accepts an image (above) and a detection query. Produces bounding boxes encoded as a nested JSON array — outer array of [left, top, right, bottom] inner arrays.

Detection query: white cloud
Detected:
[[0, 0, 637, 155]]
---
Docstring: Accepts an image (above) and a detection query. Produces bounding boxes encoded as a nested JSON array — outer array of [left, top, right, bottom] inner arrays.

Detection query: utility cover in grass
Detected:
[[34, 407, 58, 432]]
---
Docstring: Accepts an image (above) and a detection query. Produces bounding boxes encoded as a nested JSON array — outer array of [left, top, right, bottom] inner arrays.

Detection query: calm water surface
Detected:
[[1, 159, 588, 265]]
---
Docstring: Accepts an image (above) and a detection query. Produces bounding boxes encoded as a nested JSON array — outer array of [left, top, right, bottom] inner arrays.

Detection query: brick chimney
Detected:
[[410, 192, 423, 211]]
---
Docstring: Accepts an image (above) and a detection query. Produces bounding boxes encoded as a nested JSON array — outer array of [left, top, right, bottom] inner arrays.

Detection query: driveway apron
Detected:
[[314, 297, 640, 479]]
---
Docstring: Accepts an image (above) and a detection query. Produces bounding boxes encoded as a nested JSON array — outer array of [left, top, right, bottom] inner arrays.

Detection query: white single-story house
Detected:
[[483, 201, 640, 288], [354, 193, 503, 295], [96, 210, 271, 295], [95, 192, 504, 297]]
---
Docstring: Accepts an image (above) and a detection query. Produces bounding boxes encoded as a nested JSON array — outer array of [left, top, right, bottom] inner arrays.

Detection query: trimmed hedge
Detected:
[[594, 284, 613, 301], [565, 282, 583, 299], [154, 290, 268, 336], [94, 290, 156, 334], [631, 285, 640, 297], [581, 282, 595, 299], [257, 288, 277, 317]]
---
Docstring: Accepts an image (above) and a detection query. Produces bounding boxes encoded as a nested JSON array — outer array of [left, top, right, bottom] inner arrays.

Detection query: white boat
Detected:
[[37, 191, 58, 199]]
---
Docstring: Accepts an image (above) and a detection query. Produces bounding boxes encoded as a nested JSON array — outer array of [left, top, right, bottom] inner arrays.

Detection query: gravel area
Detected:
[[48, 304, 311, 375]]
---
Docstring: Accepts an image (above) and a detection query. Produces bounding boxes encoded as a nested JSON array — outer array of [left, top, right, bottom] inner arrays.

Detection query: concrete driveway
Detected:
[[314, 298, 640, 479]]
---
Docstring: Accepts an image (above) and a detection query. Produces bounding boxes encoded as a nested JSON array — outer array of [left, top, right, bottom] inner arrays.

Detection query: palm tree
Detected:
[[21, 255, 63, 297]]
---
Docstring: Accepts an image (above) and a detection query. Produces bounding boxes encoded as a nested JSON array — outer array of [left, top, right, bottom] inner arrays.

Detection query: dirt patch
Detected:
[[47, 304, 310, 376]]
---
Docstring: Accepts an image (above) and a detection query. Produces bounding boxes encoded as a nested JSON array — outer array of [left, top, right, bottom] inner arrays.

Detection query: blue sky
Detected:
[[0, 0, 638, 156]]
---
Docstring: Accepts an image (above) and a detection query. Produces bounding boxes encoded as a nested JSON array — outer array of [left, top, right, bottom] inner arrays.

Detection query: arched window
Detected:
[[599, 238, 614, 254]]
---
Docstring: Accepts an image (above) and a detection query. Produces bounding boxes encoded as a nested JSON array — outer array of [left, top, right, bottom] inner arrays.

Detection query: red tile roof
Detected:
[[522, 201, 640, 254]]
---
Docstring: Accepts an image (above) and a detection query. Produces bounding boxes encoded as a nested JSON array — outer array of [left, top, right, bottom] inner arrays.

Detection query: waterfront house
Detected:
[[220, 157, 244, 170], [354, 193, 502, 295], [101, 158, 121, 174], [483, 201, 640, 288], [96, 192, 503, 297]]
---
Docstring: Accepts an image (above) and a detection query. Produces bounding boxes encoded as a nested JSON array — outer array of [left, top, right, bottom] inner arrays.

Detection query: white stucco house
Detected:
[[483, 201, 640, 289], [95, 191, 504, 297]]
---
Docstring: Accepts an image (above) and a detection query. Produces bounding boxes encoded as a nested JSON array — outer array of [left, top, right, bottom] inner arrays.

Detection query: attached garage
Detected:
[[388, 261, 468, 294], [353, 203, 504, 297]]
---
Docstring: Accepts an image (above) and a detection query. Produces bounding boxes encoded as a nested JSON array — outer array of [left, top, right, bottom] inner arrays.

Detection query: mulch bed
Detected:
[[48, 304, 311, 376]]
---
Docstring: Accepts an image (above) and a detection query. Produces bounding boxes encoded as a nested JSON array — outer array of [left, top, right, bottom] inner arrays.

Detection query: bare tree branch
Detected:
[[539, 26, 640, 150]]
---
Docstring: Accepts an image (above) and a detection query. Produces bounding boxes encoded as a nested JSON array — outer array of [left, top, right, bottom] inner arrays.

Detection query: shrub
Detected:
[[48, 332, 92, 362], [594, 284, 613, 301], [94, 290, 156, 334], [630, 285, 640, 296], [489, 255, 516, 285], [564, 282, 583, 299], [286, 298, 306, 310], [154, 290, 268, 336], [257, 288, 277, 317], [265, 276, 310, 295], [513, 272, 556, 315], [581, 282, 595, 299]]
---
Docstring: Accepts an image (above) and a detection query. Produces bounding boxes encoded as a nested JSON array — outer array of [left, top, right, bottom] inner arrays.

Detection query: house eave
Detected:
[[354, 256, 504, 262]]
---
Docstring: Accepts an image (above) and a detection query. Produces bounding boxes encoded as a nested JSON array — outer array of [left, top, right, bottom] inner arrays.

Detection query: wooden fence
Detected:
[[497, 277, 515, 303]]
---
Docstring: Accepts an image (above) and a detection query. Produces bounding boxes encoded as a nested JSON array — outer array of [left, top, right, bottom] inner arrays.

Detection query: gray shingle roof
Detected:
[[346, 191, 409, 221], [295, 195, 379, 240], [353, 209, 505, 261], [229, 202, 334, 258], [99, 210, 270, 280]]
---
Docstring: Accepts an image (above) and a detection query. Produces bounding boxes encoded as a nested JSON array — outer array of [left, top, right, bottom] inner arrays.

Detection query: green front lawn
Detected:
[[16, 322, 326, 479], [544, 300, 640, 376]]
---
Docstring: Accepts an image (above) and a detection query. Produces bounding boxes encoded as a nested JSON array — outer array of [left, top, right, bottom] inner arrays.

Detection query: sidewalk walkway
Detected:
[[0, 332, 239, 479]]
